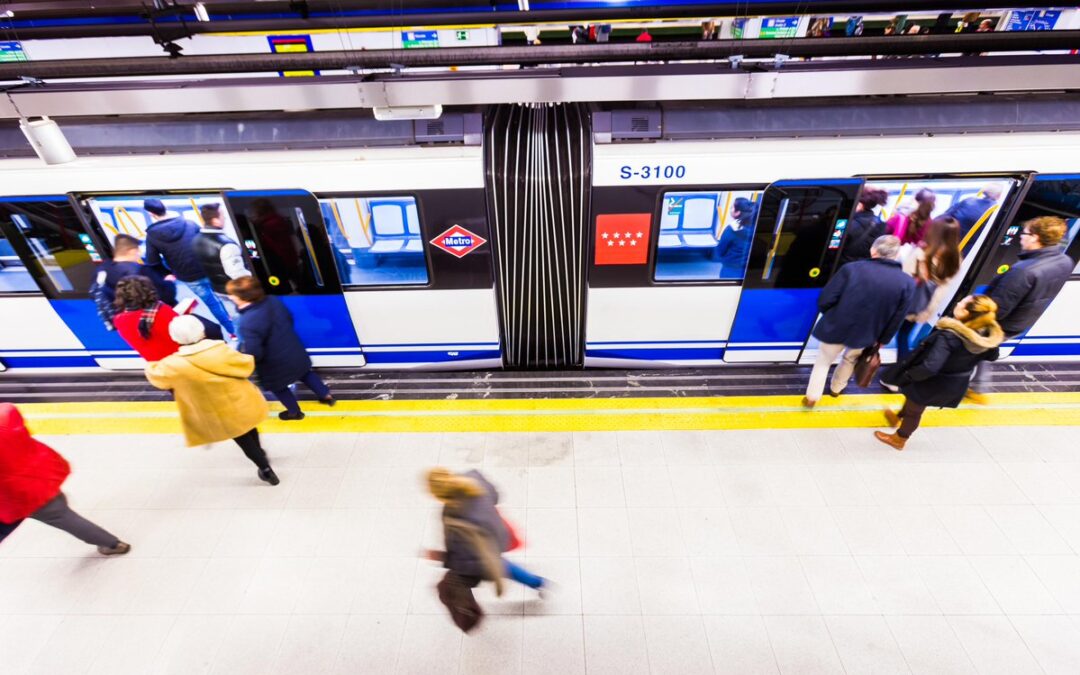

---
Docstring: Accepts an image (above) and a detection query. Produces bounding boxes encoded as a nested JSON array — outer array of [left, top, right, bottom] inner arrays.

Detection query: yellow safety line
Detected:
[[959, 205, 999, 252], [16, 393, 1080, 435]]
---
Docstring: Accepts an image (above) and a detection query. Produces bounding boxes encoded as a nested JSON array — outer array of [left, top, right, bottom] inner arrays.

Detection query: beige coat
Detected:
[[145, 339, 270, 446]]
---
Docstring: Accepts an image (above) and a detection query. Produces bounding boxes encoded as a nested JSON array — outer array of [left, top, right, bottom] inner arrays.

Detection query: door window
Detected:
[[653, 190, 759, 281], [318, 195, 430, 287], [0, 197, 99, 297]]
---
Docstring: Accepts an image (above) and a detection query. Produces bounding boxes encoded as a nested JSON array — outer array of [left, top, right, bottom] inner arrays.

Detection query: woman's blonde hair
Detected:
[[426, 467, 485, 502], [962, 295, 999, 332]]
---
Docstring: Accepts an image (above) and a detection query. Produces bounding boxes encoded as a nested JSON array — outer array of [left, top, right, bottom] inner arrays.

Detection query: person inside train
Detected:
[[145, 314, 279, 486], [249, 198, 305, 293], [142, 198, 237, 336], [887, 188, 935, 246], [113, 276, 223, 362], [894, 217, 963, 361], [876, 294, 1004, 449], [193, 203, 251, 320], [227, 275, 334, 421], [967, 216, 1075, 403], [803, 235, 915, 408], [0, 403, 131, 556], [977, 19, 994, 32], [91, 233, 176, 331], [941, 183, 1003, 240], [839, 187, 889, 265], [717, 197, 756, 278]]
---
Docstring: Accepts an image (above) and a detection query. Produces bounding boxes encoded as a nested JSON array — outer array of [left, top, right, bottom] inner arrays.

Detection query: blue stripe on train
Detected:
[[1010, 343, 1080, 357], [1, 355, 99, 368]]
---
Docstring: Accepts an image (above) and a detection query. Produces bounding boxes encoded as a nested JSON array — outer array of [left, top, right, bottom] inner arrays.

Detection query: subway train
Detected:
[[1, 131, 1079, 373]]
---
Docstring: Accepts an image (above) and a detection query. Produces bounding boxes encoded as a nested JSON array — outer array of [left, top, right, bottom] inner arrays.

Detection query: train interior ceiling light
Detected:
[[373, 105, 443, 122]]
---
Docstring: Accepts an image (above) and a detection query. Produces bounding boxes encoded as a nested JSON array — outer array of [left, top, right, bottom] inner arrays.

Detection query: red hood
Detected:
[[0, 403, 34, 470]]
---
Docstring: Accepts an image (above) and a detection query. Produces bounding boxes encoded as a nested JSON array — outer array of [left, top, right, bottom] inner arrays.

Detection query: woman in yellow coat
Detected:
[[145, 314, 279, 485]]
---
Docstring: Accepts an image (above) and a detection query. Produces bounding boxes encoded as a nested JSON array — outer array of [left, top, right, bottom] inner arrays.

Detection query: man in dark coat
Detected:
[[838, 187, 889, 266], [717, 197, 756, 278], [91, 233, 176, 329], [143, 198, 236, 335], [941, 183, 1002, 241], [804, 235, 916, 407], [968, 215, 1075, 401]]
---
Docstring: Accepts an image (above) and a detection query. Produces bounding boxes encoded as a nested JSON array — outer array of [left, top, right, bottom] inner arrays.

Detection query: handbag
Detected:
[[497, 507, 523, 552], [0, 518, 22, 544], [437, 572, 484, 633], [853, 343, 882, 388]]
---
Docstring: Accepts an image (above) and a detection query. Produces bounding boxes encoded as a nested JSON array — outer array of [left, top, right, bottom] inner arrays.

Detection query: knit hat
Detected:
[[143, 198, 167, 216]]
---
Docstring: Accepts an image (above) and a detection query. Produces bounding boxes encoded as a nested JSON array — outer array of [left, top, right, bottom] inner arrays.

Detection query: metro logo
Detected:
[[430, 224, 487, 258]]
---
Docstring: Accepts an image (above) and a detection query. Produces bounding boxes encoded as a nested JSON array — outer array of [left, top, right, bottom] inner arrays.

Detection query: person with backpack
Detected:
[[425, 467, 545, 633], [875, 295, 1004, 449]]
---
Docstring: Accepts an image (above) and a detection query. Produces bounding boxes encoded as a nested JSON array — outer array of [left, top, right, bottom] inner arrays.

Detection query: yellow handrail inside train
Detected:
[[883, 182, 908, 221], [355, 198, 372, 244], [716, 191, 733, 239], [959, 205, 999, 251], [190, 198, 203, 225]]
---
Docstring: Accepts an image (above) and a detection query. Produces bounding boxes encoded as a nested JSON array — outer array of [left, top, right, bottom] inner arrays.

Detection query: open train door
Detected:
[[724, 178, 863, 363], [958, 173, 1080, 361]]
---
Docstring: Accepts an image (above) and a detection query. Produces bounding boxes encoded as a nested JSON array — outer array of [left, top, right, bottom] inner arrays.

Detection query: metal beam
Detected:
[[4, 33, 1080, 80], [3, 57, 1080, 119]]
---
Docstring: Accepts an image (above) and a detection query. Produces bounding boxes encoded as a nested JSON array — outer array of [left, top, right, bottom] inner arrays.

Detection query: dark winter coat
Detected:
[[839, 210, 887, 265], [985, 245, 1074, 337], [235, 296, 312, 392], [93, 259, 177, 319], [442, 470, 509, 580], [813, 257, 916, 349], [888, 317, 1004, 407], [942, 196, 996, 237], [717, 224, 752, 278], [144, 217, 206, 283]]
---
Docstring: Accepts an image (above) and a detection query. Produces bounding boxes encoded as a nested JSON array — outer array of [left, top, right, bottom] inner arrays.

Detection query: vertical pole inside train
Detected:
[[484, 103, 592, 369]]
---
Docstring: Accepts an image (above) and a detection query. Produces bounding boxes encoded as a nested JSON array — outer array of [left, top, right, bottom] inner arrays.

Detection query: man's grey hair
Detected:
[[871, 234, 901, 260], [981, 183, 1003, 201]]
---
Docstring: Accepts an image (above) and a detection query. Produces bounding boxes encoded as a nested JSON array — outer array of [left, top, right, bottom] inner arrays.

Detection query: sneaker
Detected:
[[98, 541, 131, 556], [258, 467, 280, 486], [801, 396, 816, 409], [880, 380, 900, 393], [319, 396, 336, 407], [278, 411, 305, 421], [964, 389, 989, 406]]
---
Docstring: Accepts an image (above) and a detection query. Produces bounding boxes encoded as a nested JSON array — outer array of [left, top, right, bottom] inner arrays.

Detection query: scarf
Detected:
[[935, 316, 1005, 354], [137, 303, 160, 340]]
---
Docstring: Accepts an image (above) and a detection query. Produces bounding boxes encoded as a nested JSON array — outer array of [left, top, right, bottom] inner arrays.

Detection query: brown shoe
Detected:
[[964, 389, 988, 406], [801, 396, 816, 409], [98, 541, 131, 556], [883, 408, 901, 428], [873, 431, 906, 451]]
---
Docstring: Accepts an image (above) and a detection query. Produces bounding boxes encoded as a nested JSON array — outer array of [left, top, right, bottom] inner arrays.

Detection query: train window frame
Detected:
[[649, 186, 762, 287], [313, 190, 434, 291], [0, 195, 107, 299]]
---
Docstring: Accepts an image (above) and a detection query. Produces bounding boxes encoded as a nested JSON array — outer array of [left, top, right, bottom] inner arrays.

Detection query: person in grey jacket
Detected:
[[968, 216, 1075, 401], [804, 235, 916, 407]]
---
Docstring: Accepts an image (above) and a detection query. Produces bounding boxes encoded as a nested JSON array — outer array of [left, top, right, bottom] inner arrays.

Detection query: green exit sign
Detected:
[[456, 30, 468, 40]]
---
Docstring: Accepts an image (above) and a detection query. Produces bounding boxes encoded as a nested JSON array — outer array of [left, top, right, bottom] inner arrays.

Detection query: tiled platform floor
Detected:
[[3, 426, 1080, 674]]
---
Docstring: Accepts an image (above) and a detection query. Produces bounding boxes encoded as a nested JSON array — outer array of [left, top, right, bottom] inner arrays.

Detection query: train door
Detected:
[[960, 174, 1080, 360], [221, 190, 365, 367], [724, 179, 864, 363], [0, 195, 118, 370], [317, 189, 500, 369]]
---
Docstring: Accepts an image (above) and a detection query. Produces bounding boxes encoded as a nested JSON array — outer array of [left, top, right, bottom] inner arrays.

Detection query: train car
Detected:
[[1, 131, 1079, 373]]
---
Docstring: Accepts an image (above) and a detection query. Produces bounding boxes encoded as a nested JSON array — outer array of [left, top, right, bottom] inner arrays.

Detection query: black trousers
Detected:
[[233, 428, 269, 470], [897, 398, 928, 439]]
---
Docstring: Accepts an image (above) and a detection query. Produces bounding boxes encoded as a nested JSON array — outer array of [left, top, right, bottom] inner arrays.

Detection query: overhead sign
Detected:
[[0, 41, 27, 63], [267, 35, 317, 77], [403, 30, 439, 49], [760, 17, 800, 39], [430, 224, 487, 258], [1006, 9, 1062, 31]]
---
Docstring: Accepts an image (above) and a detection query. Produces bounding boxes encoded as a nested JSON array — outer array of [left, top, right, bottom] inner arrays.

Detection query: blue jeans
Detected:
[[183, 278, 235, 335], [504, 559, 544, 589], [272, 370, 331, 416]]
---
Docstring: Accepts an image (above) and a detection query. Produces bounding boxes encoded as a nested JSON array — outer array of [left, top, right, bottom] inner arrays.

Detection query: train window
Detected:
[[318, 195, 429, 287], [653, 190, 759, 282], [84, 194, 242, 251], [0, 198, 98, 297], [868, 178, 1013, 252]]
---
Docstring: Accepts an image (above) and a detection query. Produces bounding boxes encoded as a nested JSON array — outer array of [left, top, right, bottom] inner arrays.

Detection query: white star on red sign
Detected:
[[602, 233, 609, 239], [619, 240, 626, 246], [636, 232, 644, 238], [613, 232, 620, 239], [630, 240, 637, 246], [607, 241, 614, 246], [624, 232, 632, 238]]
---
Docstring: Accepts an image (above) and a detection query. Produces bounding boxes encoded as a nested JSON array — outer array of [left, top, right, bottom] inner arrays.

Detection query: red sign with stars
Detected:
[[594, 213, 651, 265], [430, 224, 487, 258]]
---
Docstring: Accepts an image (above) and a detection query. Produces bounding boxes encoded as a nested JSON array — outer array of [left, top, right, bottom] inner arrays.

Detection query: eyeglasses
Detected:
[[1020, 231, 1035, 237]]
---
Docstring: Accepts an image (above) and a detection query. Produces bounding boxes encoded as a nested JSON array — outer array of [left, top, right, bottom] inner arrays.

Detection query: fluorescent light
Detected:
[[193, 2, 209, 22], [373, 105, 443, 121]]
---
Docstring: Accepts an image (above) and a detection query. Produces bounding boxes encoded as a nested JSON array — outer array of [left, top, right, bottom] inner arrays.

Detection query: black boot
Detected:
[[258, 467, 280, 486]]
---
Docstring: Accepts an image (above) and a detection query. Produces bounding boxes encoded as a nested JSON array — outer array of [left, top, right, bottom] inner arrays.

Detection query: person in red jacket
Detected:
[[113, 275, 181, 362], [0, 403, 130, 554]]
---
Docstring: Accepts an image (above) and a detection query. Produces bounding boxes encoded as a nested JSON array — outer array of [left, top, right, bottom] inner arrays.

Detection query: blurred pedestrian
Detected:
[[113, 276, 182, 362], [425, 467, 545, 633], [717, 197, 756, 278], [227, 276, 334, 421], [942, 184, 1003, 240], [840, 187, 889, 265], [0, 403, 130, 555], [193, 202, 251, 318], [888, 188, 935, 246], [91, 233, 175, 330], [895, 217, 963, 360], [876, 295, 1003, 449], [145, 315, 279, 485], [803, 235, 915, 407], [636, 29, 652, 43]]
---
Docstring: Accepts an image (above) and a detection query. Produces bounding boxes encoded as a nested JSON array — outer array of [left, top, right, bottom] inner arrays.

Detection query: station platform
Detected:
[[3, 367, 1080, 674]]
